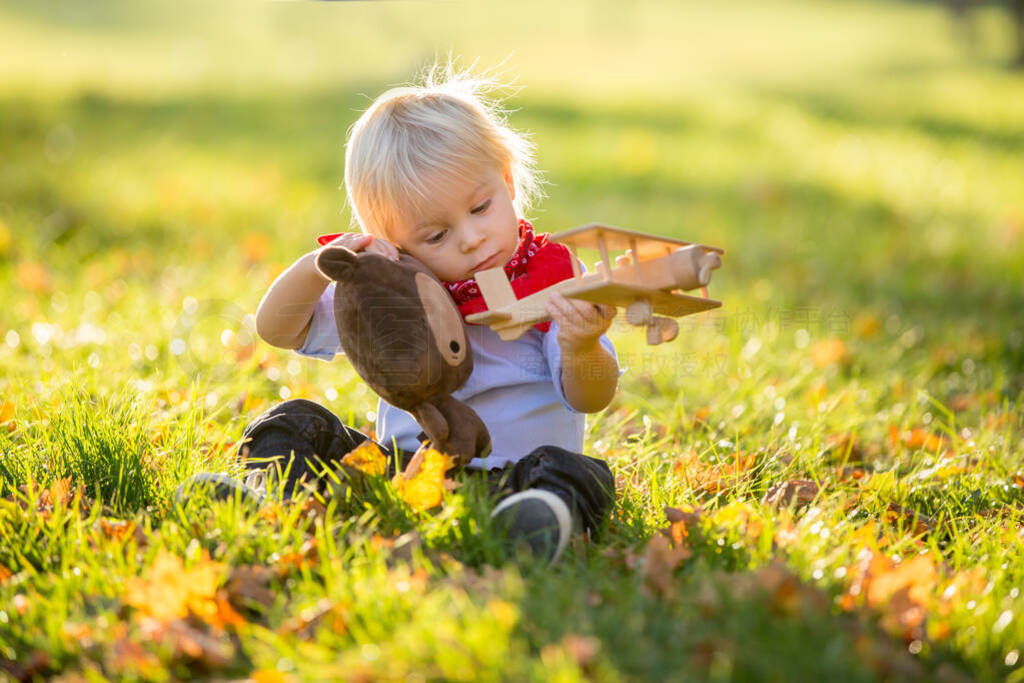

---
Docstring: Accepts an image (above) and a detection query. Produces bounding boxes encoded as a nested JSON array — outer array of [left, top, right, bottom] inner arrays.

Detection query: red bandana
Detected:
[[316, 220, 575, 333], [443, 220, 575, 332]]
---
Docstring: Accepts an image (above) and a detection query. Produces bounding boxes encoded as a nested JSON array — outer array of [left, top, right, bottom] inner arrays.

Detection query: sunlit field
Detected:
[[1, 0, 1023, 680]]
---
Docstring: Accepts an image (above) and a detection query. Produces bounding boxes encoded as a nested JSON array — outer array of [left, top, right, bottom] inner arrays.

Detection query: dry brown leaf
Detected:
[[97, 518, 148, 548], [889, 426, 946, 453], [673, 450, 756, 494], [662, 504, 703, 544], [279, 598, 347, 640], [296, 498, 328, 532], [883, 503, 935, 536], [692, 406, 711, 427], [825, 432, 865, 462], [59, 622, 95, 653], [22, 476, 84, 513], [690, 638, 724, 671], [842, 550, 941, 642], [865, 554, 938, 608], [159, 619, 234, 668], [751, 561, 825, 614], [225, 565, 276, 611], [836, 465, 867, 482], [273, 538, 320, 575], [561, 633, 600, 669], [641, 535, 691, 599], [761, 479, 820, 509], [123, 549, 243, 629], [2, 650, 51, 681]]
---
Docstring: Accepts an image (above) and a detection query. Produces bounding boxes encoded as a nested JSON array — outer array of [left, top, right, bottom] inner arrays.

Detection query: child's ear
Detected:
[[315, 246, 358, 282], [502, 166, 516, 201]]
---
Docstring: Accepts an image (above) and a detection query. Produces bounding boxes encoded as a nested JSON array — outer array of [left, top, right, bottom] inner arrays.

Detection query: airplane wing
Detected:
[[550, 223, 724, 260], [563, 280, 721, 316]]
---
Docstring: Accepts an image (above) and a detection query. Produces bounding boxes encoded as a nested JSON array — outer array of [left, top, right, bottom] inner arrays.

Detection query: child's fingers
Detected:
[[364, 237, 399, 261], [565, 296, 606, 323], [545, 292, 569, 321], [325, 233, 371, 251], [548, 293, 588, 328], [550, 293, 588, 321]]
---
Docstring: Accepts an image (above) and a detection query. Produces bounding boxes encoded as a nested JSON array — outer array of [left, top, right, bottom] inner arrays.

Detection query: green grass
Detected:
[[2, 0, 1024, 680]]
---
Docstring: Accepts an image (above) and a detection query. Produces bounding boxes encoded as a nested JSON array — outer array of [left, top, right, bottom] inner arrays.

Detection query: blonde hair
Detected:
[[344, 62, 542, 239]]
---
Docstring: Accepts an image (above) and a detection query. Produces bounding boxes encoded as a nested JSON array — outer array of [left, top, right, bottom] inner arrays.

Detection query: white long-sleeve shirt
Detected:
[[296, 281, 618, 469]]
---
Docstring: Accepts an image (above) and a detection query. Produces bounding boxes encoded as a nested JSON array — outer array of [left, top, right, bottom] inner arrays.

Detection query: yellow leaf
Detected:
[[853, 312, 881, 339], [16, 262, 52, 294], [49, 477, 74, 507], [122, 549, 238, 627], [0, 216, 11, 256], [0, 401, 14, 427], [250, 670, 296, 683], [242, 233, 271, 263], [692, 406, 711, 426], [904, 427, 945, 452], [714, 500, 756, 526], [391, 445, 455, 511], [341, 440, 387, 476], [804, 378, 828, 404], [487, 598, 519, 630], [864, 554, 939, 609], [810, 338, 849, 368]]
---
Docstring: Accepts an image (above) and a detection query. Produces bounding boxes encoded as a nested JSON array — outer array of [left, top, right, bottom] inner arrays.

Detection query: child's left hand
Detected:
[[546, 292, 616, 354]]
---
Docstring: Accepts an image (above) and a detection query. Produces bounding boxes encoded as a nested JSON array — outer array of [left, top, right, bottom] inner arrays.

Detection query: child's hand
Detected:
[[322, 232, 399, 262], [546, 292, 616, 354]]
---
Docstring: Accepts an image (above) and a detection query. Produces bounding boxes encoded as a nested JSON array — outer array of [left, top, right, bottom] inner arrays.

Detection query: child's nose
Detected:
[[459, 224, 486, 252]]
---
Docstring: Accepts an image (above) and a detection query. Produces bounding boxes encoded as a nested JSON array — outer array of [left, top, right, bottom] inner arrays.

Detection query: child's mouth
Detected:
[[473, 252, 500, 271]]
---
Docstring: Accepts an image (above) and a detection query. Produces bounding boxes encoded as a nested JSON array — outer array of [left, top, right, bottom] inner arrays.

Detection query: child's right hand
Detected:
[[321, 233, 400, 262]]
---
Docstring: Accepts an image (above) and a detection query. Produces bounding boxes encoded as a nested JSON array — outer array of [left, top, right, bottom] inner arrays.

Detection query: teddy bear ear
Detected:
[[315, 246, 359, 282]]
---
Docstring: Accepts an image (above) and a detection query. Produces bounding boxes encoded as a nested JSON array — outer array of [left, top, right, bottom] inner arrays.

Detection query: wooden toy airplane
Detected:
[[466, 224, 724, 345]]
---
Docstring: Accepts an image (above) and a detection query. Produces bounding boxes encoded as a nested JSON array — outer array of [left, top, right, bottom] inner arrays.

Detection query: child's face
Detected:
[[388, 165, 520, 282]]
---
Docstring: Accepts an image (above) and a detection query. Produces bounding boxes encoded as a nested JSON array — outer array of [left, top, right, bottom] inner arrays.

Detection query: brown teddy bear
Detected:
[[315, 246, 491, 466]]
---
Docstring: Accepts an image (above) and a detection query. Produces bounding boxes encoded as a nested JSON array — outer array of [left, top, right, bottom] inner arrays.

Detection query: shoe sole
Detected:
[[491, 489, 572, 564], [175, 472, 264, 506]]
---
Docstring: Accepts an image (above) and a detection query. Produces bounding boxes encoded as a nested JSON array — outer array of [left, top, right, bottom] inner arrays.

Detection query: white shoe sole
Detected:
[[491, 489, 572, 563]]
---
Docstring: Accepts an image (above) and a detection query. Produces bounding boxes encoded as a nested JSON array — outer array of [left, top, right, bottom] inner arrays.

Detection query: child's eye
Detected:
[[426, 229, 447, 244], [471, 199, 491, 215]]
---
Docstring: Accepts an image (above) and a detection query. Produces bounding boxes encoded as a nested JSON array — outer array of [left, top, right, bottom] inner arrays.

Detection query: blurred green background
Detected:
[[0, 0, 1022, 412], [2, 3, 1024, 679]]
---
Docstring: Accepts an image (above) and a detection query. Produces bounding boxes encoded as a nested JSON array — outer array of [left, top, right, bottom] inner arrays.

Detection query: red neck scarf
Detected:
[[441, 220, 575, 332], [317, 220, 575, 333]]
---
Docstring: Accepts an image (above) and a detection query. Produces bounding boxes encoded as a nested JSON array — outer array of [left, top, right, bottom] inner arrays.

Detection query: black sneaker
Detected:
[[490, 489, 573, 564], [174, 472, 265, 506]]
